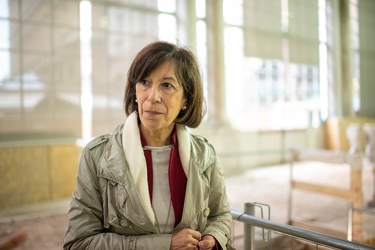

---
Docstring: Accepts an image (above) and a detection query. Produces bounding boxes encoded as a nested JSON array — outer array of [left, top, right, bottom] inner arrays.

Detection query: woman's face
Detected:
[[136, 61, 186, 135]]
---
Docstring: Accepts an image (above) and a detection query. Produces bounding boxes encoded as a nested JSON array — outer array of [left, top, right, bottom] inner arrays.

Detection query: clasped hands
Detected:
[[170, 228, 216, 250]]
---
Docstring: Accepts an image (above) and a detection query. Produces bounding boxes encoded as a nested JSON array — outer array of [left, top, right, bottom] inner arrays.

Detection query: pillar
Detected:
[[206, 0, 227, 126]]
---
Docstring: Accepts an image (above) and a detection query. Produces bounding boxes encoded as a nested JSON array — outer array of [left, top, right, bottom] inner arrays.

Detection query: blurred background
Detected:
[[0, 0, 375, 248]]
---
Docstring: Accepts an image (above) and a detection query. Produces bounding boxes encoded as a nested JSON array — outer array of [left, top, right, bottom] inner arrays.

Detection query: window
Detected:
[[0, 0, 177, 142], [0, 0, 370, 142], [223, 0, 326, 131], [0, 0, 82, 140]]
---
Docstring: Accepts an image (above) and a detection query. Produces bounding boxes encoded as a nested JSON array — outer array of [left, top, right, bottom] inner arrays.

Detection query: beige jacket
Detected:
[[64, 118, 233, 250]]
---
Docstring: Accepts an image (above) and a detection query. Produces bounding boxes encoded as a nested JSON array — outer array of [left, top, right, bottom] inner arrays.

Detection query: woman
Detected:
[[64, 41, 234, 250]]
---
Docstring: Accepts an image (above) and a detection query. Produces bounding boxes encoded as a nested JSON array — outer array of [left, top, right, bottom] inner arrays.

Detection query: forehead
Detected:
[[149, 61, 177, 79]]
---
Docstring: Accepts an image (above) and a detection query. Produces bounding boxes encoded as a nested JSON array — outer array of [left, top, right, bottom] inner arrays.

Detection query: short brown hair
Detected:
[[124, 41, 206, 128]]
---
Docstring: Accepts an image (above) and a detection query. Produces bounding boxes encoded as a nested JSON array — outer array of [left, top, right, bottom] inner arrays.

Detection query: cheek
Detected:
[[135, 87, 150, 102], [135, 90, 144, 103]]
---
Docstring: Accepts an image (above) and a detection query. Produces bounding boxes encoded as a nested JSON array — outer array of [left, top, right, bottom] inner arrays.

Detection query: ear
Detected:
[[181, 98, 187, 110]]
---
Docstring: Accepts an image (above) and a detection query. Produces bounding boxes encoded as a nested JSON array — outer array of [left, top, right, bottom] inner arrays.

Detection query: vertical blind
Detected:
[[243, 0, 319, 65], [288, 0, 319, 65], [243, 0, 282, 60], [358, 0, 375, 117]]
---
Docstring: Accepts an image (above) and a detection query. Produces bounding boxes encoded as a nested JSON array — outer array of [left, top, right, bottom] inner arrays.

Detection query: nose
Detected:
[[147, 85, 161, 103]]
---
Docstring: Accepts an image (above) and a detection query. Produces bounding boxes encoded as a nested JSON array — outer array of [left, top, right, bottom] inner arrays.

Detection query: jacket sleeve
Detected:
[[202, 155, 235, 250], [63, 143, 172, 250]]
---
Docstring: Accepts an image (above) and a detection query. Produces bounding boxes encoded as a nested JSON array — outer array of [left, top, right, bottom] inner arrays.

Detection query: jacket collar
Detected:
[[121, 111, 191, 224], [96, 114, 216, 231]]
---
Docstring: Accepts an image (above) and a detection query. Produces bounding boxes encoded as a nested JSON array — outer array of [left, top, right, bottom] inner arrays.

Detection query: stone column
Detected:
[[206, 0, 227, 126], [176, 0, 196, 49]]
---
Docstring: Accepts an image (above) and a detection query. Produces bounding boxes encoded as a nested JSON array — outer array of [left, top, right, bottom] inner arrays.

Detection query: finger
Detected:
[[198, 243, 213, 250], [192, 238, 200, 248], [198, 237, 215, 249], [190, 230, 202, 241]]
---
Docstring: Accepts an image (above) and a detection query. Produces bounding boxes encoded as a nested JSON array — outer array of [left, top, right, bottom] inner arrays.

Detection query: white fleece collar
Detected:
[[122, 112, 191, 223]]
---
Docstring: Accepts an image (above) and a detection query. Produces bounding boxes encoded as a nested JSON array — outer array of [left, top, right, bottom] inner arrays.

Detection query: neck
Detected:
[[140, 124, 174, 147]]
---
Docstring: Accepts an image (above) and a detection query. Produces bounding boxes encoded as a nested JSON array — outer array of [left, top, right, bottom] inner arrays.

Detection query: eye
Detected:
[[162, 82, 173, 89], [140, 79, 148, 85]]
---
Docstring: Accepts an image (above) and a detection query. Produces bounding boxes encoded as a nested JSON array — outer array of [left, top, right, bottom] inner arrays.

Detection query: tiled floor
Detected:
[[0, 159, 374, 249]]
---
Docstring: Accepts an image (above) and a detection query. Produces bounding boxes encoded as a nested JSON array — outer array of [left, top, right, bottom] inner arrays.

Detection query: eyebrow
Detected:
[[161, 76, 177, 82]]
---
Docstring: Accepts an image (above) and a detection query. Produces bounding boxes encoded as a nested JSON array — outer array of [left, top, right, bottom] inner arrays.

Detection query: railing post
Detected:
[[347, 152, 364, 242], [347, 204, 353, 241], [244, 203, 255, 250]]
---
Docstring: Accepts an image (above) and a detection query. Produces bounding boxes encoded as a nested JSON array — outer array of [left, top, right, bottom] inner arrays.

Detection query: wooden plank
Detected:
[[291, 148, 347, 163], [363, 237, 375, 247], [290, 219, 347, 239], [291, 180, 351, 200]]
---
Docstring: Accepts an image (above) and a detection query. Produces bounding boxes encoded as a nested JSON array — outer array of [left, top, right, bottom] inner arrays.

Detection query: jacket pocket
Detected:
[[189, 185, 213, 231], [103, 180, 132, 230], [104, 179, 152, 235]]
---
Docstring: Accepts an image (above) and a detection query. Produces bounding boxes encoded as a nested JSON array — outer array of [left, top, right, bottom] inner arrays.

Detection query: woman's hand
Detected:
[[198, 235, 215, 250], [0, 230, 27, 250], [170, 228, 201, 249]]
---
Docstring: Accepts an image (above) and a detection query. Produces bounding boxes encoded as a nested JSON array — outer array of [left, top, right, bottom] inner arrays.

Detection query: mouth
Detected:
[[144, 110, 162, 116]]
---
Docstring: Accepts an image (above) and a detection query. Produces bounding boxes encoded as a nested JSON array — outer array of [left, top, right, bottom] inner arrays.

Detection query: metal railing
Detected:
[[231, 203, 374, 250]]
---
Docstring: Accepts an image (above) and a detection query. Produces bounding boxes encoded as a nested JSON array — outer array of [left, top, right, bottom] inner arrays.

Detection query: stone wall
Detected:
[[0, 141, 79, 209]]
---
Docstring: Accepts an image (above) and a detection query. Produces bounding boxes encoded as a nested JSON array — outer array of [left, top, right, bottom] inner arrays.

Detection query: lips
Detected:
[[144, 110, 162, 115]]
